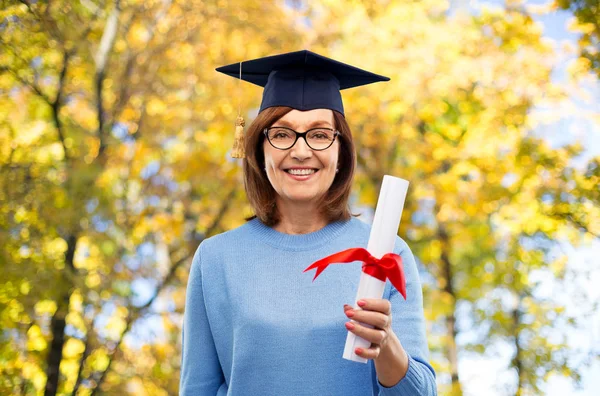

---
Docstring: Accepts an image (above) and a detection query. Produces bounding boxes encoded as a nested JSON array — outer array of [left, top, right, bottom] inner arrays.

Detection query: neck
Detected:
[[273, 198, 328, 235]]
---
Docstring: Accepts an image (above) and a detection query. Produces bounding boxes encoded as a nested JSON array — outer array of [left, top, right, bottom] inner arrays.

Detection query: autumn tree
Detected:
[[555, 0, 600, 77], [1, 0, 301, 394], [302, 0, 599, 394], [2, 0, 598, 395]]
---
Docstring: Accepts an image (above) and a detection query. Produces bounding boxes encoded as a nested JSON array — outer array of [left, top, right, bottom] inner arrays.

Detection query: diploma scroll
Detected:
[[342, 175, 409, 363]]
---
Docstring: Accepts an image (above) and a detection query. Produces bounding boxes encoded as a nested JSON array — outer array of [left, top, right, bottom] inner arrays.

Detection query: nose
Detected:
[[290, 135, 313, 161]]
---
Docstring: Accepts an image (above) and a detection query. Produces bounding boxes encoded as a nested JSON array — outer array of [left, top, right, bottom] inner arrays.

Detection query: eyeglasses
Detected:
[[263, 126, 340, 151]]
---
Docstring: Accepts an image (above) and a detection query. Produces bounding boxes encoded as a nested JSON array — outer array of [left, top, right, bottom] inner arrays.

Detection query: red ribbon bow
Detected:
[[303, 247, 407, 300]]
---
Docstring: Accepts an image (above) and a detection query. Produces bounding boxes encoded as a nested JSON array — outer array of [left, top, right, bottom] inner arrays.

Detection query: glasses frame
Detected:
[[263, 126, 340, 151]]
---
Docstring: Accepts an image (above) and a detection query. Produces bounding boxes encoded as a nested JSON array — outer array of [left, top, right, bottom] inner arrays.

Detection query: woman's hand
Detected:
[[344, 299, 409, 387]]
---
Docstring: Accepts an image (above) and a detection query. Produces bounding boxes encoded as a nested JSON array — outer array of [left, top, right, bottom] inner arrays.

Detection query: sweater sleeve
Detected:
[[179, 244, 225, 395], [375, 238, 437, 396]]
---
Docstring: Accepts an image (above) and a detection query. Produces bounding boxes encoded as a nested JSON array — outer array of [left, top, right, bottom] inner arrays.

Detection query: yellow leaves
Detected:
[[65, 99, 98, 131], [74, 237, 93, 270], [70, 290, 83, 312], [63, 338, 85, 358], [35, 300, 57, 316], [13, 207, 27, 223], [89, 349, 110, 372], [127, 23, 151, 50], [550, 255, 567, 277], [27, 325, 47, 351], [418, 102, 448, 123], [135, 213, 186, 244], [106, 315, 127, 338], [38, 142, 66, 163], [15, 120, 47, 145], [436, 203, 460, 223], [567, 57, 592, 79], [22, 361, 46, 391], [427, 290, 455, 321], [20, 281, 31, 295], [4, 299, 24, 323], [86, 272, 102, 289], [44, 237, 68, 258], [0, 1, 595, 394], [566, 17, 596, 35], [147, 97, 167, 116], [83, 136, 101, 164], [117, 305, 129, 317], [422, 239, 442, 263]]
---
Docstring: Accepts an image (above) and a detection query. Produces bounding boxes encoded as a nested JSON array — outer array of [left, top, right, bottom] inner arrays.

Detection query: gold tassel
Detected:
[[231, 61, 246, 159], [231, 115, 245, 158]]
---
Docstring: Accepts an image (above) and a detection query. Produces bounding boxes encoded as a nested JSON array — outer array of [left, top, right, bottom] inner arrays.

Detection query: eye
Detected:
[[268, 128, 294, 140], [308, 129, 334, 140]]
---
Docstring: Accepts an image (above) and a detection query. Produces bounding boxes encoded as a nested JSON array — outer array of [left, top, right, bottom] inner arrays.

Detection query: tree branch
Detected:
[[52, 49, 72, 161], [71, 334, 91, 396], [95, 0, 122, 159], [88, 186, 237, 394], [18, 0, 65, 42], [0, 60, 52, 104]]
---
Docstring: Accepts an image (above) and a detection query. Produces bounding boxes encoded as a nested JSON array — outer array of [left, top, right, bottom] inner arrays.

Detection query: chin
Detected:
[[286, 195, 320, 203], [281, 190, 324, 203]]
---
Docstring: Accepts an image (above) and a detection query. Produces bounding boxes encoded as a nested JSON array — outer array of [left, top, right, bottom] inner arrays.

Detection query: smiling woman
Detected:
[[243, 106, 356, 228], [180, 50, 437, 396]]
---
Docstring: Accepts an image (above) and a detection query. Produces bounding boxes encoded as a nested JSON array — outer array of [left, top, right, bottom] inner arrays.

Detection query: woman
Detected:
[[180, 50, 437, 395]]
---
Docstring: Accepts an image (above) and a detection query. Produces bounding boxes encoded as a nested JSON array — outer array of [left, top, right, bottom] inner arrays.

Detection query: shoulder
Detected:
[[345, 215, 372, 239], [393, 235, 413, 257], [191, 220, 256, 266], [200, 219, 255, 249], [348, 215, 371, 232]]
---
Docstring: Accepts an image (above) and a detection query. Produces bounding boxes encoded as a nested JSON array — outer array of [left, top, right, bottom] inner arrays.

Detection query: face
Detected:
[[263, 108, 339, 205]]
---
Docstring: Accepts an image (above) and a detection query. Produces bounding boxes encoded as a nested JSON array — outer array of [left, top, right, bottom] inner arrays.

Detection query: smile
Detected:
[[286, 169, 316, 175], [283, 168, 319, 180]]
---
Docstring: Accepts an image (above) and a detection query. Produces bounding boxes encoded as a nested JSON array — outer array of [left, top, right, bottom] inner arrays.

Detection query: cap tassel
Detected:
[[231, 115, 245, 158], [231, 60, 246, 159]]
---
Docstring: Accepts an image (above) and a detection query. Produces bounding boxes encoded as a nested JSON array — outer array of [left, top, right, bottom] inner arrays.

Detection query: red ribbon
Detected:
[[303, 247, 406, 300]]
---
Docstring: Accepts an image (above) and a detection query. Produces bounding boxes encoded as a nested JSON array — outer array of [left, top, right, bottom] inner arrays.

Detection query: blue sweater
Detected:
[[180, 217, 437, 395]]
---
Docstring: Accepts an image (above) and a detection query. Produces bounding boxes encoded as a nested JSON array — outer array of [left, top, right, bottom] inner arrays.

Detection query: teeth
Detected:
[[287, 169, 316, 176]]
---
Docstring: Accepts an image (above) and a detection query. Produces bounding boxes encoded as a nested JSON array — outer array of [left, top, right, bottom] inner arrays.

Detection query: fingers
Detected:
[[354, 345, 381, 360], [345, 320, 388, 345], [343, 300, 393, 361], [343, 299, 392, 330], [357, 299, 392, 315], [344, 307, 390, 329]]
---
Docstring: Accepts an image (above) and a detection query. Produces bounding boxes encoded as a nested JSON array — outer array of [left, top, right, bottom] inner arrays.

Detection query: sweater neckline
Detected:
[[247, 217, 352, 251]]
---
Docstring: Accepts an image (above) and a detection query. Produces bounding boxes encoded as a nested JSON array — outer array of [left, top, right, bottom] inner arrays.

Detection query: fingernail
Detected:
[[357, 300, 366, 307], [345, 322, 355, 330], [355, 348, 363, 354], [345, 310, 355, 318]]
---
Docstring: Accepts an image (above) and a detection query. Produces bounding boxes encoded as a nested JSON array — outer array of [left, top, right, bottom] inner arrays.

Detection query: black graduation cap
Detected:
[[216, 50, 390, 116]]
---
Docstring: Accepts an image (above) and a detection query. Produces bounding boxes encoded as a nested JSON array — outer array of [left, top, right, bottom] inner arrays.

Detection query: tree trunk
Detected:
[[439, 225, 463, 395], [44, 234, 78, 396], [44, 293, 70, 396], [512, 302, 524, 396]]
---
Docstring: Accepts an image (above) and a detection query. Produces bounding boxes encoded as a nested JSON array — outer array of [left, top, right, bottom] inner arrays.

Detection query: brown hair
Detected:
[[243, 106, 356, 227]]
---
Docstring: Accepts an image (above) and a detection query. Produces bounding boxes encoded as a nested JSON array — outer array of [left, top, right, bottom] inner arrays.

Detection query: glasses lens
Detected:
[[307, 129, 336, 150], [268, 128, 295, 149]]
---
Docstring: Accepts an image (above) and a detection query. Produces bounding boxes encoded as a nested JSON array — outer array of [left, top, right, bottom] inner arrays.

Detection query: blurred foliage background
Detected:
[[1, 0, 598, 395]]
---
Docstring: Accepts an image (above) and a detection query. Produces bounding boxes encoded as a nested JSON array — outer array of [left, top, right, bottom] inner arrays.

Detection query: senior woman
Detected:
[[180, 50, 437, 395]]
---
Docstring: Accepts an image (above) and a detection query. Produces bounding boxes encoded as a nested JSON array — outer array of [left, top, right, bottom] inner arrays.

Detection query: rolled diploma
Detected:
[[343, 175, 409, 363]]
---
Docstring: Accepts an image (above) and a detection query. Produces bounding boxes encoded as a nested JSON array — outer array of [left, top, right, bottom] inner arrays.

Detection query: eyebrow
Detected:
[[274, 120, 333, 128]]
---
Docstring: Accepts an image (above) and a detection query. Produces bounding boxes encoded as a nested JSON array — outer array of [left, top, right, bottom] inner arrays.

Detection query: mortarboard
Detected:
[[216, 50, 390, 158]]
